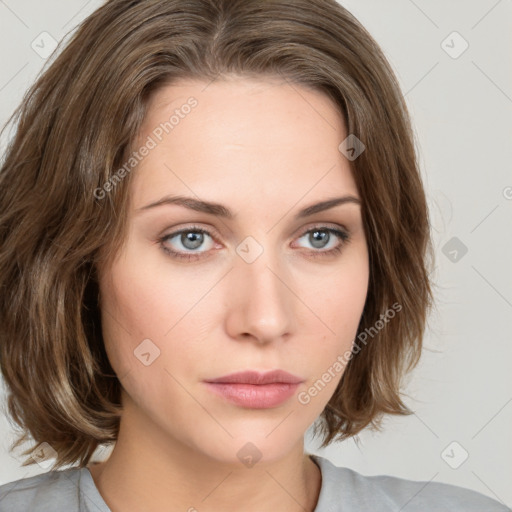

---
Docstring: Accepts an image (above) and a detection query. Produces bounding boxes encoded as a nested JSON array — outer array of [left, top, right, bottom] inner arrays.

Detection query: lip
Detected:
[[203, 370, 304, 409], [204, 370, 303, 385]]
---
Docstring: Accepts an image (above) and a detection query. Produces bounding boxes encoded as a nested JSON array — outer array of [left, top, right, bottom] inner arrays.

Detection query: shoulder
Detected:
[[311, 454, 510, 512], [0, 468, 83, 512]]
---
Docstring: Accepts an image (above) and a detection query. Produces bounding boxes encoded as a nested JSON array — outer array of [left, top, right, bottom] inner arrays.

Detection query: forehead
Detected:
[[130, 77, 359, 210]]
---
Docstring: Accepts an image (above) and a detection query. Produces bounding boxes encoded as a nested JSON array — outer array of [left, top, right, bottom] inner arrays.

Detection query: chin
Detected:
[[194, 430, 303, 468]]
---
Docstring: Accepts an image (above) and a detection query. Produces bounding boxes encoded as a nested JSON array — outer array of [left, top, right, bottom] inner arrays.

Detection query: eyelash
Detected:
[[157, 224, 350, 262]]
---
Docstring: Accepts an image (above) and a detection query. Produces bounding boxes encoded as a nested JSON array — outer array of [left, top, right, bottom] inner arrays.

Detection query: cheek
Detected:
[[295, 283, 368, 410], [97, 252, 182, 379], [98, 243, 224, 393], [300, 252, 369, 374], [307, 253, 369, 339]]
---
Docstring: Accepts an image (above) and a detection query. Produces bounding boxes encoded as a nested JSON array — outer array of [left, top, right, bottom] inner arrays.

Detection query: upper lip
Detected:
[[204, 370, 303, 385]]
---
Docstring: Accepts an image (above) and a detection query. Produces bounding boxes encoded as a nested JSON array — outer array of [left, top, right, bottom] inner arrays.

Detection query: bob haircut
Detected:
[[0, 0, 433, 470]]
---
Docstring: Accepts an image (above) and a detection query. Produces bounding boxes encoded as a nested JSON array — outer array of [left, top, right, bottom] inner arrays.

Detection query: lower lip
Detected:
[[204, 382, 300, 408]]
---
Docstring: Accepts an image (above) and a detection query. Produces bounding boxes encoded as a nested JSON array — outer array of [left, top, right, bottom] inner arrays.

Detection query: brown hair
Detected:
[[0, 0, 433, 470]]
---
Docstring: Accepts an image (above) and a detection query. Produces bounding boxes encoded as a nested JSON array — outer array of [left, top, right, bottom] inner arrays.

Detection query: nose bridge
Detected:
[[227, 238, 294, 342]]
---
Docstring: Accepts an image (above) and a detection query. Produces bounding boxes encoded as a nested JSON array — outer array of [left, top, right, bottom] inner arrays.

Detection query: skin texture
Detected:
[[90, 76, 370, 512]]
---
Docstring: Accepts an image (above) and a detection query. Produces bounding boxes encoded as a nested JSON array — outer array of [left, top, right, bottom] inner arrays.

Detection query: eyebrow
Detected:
[[136, 194, 361, 219]]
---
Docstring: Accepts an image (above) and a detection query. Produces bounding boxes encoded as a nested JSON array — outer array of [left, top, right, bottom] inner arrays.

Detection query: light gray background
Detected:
[[0, 0, 511, 508]]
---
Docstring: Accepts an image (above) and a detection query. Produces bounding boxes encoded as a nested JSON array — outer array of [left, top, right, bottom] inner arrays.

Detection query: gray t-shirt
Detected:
[[0, 454, 509, 511]]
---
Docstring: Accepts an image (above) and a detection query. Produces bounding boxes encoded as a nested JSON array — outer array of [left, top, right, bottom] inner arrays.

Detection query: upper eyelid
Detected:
[[162, 222, 348, 241], [296, 222, 349, 236]]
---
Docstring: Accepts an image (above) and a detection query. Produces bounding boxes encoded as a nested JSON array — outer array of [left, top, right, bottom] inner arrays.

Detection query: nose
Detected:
[[224, 247, 296, 345]]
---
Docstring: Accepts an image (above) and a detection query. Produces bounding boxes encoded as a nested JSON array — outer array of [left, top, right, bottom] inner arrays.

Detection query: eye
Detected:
[[158, 224, 351, 261], [293, 224, 350, 258], [159, 225, 216, 261]]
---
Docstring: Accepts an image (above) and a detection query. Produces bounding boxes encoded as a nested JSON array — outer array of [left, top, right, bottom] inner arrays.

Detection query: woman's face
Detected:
[[97, 77, 369, 465]]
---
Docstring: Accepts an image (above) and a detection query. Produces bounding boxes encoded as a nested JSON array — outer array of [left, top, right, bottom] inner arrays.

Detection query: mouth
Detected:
[[203, 370, 304, 409]]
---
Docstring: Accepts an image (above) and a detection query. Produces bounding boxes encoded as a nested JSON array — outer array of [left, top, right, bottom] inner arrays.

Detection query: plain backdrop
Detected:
[[0, 0, 511, 508]]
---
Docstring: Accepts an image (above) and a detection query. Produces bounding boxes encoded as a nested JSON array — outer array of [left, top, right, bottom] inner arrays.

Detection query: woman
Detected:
[[0, 0, 507, 511]]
